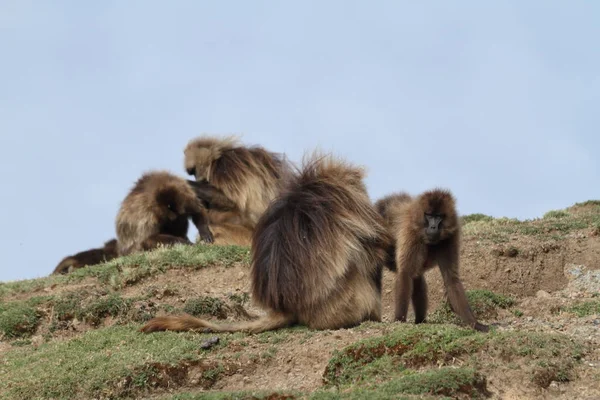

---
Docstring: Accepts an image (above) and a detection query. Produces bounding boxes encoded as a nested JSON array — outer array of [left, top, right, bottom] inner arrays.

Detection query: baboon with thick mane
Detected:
[[116, 171, 213, 256], [375, 190, 489, 332], [140, 153, 393, 334], [52, 239, 118, 275], [183, 136, 292, 244]]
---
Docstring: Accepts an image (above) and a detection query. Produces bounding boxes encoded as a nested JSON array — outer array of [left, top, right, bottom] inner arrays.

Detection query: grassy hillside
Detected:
[[1, 201, 599, 399]]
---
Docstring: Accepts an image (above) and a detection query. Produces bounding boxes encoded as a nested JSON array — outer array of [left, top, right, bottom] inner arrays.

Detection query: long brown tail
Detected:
[[140, 311, 294, 334]]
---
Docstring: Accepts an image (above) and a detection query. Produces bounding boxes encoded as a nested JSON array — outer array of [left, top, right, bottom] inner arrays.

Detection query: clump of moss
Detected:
[[543, 210, 569, 219], [462, 213, 494, 224], [51, 292, 86, 323], [228, 292, 250, 307], [374, 367, 488, 398], [0, 300, 43, 339], [532, 361, 573, 388], [183, 297, 227, 319], [323, 325, 479, 387], [76, 293, 133, 326], [0, 325, 230, 399], [429, 290, 515, 325], [324, 323, 584, 393]]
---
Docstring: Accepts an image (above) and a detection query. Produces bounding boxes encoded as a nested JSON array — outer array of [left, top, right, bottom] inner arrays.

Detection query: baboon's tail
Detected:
[[140, 311, 294, 334]]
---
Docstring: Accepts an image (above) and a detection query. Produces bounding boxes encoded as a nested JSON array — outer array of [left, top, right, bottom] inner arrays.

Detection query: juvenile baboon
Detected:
[[183, 136, 292, 228], [140, 154, 393, 334], [116, 171, 213, 256], [375, 190, 489, 332], [52, 239, 118, 275]]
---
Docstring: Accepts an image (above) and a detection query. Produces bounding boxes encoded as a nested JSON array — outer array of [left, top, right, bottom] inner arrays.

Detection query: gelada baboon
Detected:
[[375, 190, 489, 332], [116, 171, 213, 256], [202, 210, 254, 246], [186, 179, 254, 246], [183, 135, 292, 230], [52, 239, 118, 275], [140, 154, 393, 334]]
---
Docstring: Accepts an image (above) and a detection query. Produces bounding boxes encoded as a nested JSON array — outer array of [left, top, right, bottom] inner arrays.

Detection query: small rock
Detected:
[[506, 247, 519, 257], [527, 316, 534, 322], [536, 290, 551, 299], [200, 337, 220, 349]]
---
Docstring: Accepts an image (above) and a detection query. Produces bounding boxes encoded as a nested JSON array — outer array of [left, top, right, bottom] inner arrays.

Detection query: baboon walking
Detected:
[[375, 190, 489, 332], [141, 153, 393, 334]]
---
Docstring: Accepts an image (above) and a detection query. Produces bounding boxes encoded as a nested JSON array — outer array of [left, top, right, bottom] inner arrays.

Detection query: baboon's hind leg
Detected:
[[412, 275, 428, 324]]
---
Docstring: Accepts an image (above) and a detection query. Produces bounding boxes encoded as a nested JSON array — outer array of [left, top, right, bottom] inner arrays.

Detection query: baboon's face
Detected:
[[165, 202, 180, 220], [157, 188, 185, 220], [423, 212, 444, 244], [417, 191, 457, 245], [184, 147, 212, 182]]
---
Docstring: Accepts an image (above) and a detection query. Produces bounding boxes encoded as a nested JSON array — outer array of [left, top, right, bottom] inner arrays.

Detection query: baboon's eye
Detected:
[[186, 167, 196, 176], [167, 204, 174, 210]]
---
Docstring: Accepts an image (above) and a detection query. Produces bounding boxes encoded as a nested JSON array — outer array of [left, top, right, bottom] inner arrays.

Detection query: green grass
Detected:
[[163, 392, 302, 400], [572, 200, 600, 208], [428, 290, 515, 325], [77, 293, 134, 326], [0, 244, 250, 298], [49, 291, 142, 328], [177, 368, 487, 399], [462, 213, 494, 224], [0, 325, 230, 399], [0, 298, 45, 339], [543, 210, 570, 219], [458, 200, 600, 243], [462, 208, 600, 243], [183, 296, 227, 319], [561, 300, 600, 317], [323, 323, 584, 390], [0, 289, 254, 340], [346, 367, 487, 398]]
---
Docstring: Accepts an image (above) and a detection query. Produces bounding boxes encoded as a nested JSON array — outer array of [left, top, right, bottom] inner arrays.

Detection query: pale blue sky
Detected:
[[1, 1, 598, 282]]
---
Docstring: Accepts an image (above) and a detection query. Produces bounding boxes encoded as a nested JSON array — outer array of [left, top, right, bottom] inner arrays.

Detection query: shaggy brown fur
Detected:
[[204, 210, 254, 246], [52, 239, 118, 275], [183, 136, 292, 228], [186, 179, 253, 246], [141, 153, 393, 334], [375, 190, 489, 332], [115, 171, 213, 256]]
